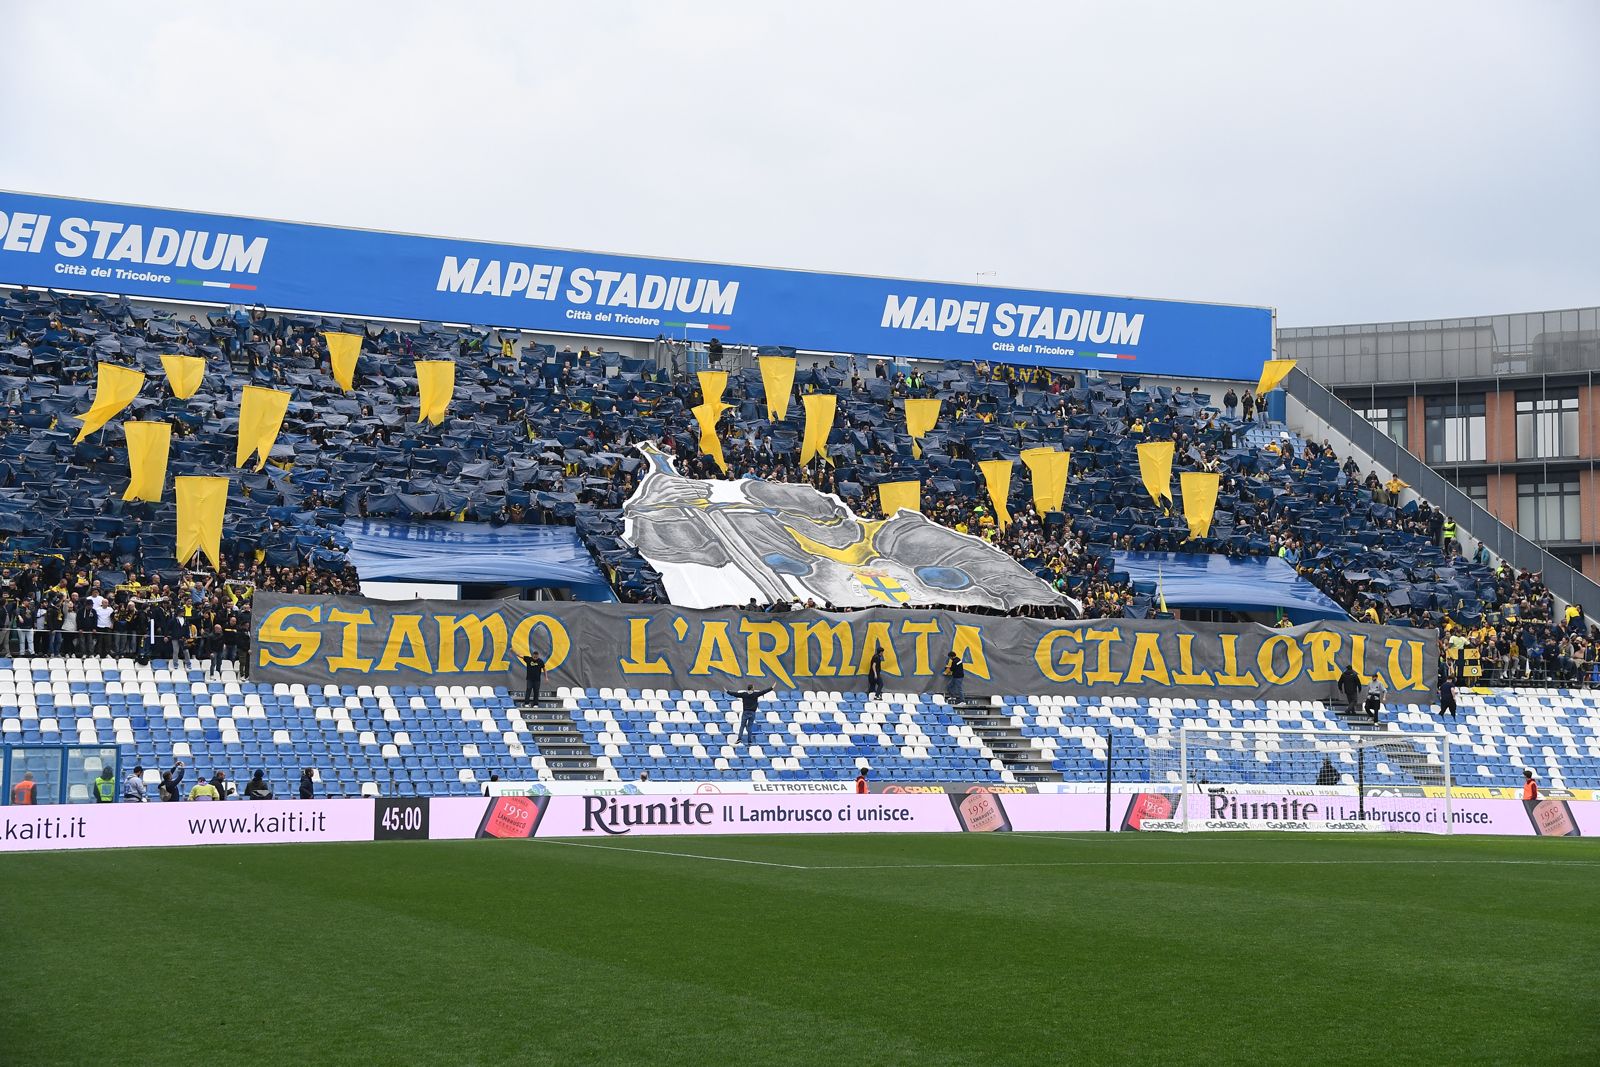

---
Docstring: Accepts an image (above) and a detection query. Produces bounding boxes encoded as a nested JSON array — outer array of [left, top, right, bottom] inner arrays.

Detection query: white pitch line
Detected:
[[536, 838, 812, 869], [804, 858, 1600, 871]]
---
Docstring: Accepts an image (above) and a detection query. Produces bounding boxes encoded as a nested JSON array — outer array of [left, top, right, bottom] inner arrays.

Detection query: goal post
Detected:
[[1145, 726, 1456, 834]]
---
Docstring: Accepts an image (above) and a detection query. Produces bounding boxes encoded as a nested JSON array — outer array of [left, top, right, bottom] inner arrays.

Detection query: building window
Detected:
[[1447, 472, 1489, 508], [1424, 395, 1486, 463], [1515, 388, 1579, 459], [1357, 402, 1408, 446], [1516, 472, 1581, 542]]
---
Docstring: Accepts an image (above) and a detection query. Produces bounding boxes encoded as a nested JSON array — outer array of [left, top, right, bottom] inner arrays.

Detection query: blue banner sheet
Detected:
[[343, 520, 613, 599], [1110, 551, 1350, 622]]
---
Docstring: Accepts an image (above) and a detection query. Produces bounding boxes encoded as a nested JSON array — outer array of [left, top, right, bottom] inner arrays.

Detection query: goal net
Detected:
[[1140, 726, 1457, 834]]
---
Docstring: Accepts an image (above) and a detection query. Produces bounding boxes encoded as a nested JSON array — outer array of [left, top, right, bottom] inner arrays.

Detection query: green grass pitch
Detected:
[[2, 832, 1596, 1065]]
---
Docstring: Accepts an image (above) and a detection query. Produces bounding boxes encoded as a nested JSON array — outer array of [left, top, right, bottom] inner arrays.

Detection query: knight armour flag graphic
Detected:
[[622, 444, 1069, 611]]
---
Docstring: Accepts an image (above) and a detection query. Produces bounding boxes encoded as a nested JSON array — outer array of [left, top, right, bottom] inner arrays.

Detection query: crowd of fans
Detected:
[[0, 550, 358, 673], [0, 287, 1594, 687]]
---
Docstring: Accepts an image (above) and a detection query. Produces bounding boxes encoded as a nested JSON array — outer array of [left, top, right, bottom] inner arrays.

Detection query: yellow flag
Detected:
[[75, 363, 145, 442], [1180, 471, 1221, 539], [800, 393, 837, 466], [175, 476, 229, 570], [692, 402, 728, 473], [697, 369, 728, 410], [324, 332, 362, 392], [1256, 358, 1297, 396], [904, 398, 941, 459], [235, 386, 291, 471], [878, 480, 920, 516], [758, 355, 796, 420], [978, 458, 1014, 530], [159, 355, 204, 400], [1020, 447, 1071, 515], [122, 422, 172, 502], [1137, 441, 1175, 505], [416, 361, 455, 426]]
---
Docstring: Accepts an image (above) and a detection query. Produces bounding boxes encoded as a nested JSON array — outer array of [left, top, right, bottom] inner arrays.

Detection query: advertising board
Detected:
[[0, 191, 1272, 376]]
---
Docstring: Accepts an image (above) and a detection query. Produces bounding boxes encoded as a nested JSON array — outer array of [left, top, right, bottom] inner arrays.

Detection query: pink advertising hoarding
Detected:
[[2, 791, 1594, 852], [427, 792, 1109, 840], [0, 799, 373, 853]]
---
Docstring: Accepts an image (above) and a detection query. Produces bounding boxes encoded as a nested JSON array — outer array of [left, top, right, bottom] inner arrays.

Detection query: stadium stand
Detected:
[[2, 658, 1595, 800], [4, 288, 1600, 807], [1, 287, 1595, 686]]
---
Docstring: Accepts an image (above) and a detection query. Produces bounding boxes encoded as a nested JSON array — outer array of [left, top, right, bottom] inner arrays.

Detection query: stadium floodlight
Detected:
[[1143, 726, 1457, 834]]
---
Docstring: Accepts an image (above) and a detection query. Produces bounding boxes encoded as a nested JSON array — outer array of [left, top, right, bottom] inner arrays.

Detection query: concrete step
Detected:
[[545, 756, 598, 770], [518, 710, 576, 723], [536, 742, 594, 757]]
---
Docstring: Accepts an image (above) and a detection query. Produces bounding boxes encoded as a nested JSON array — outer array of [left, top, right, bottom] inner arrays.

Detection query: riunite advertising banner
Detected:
[[251, 593, 1436, 701], [0, 191, 1271, 377]]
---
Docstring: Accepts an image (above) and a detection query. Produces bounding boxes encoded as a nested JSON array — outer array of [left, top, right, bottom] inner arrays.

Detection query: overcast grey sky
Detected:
[[3, 1, 1595, 326]]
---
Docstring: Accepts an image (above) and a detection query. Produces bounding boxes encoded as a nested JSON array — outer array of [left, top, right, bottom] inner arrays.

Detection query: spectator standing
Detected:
[[299, 768, 316, 800], [1364, 676, 1388, 722], [520, 649, 545, 704], [1522, 769, 1538, 800], [91, 592, 113, 656], [944, 651, 966, 703], [158, 770, 177, 802], [209, 770, 232, 800], [123, 764, 148, 802], [1337, 665, 1361, 716], [11, 771, 37, 805], [1439, 673, 1457, 719], [206, 624, 227, 678], [244, 770, 273, 800], [1241, 391, 1255, 422], [731, 686, 772, 744], [866, 649, 884, 697], [166, 609, 188, 666], [1316, 757, 1340, 785], [48, 595, 68, 654], [16, 598, 34, 657], [1223, 388, 1238, 418], [36, 599, 52, 656], [169, 759, 186, 799], [1337, 668, 1363, 716]]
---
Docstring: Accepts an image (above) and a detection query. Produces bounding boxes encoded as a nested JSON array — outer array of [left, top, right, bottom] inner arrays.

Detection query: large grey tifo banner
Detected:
[[252, 593, 1436, 701]]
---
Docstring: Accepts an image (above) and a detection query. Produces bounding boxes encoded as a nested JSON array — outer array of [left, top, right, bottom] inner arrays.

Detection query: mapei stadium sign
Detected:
[[0, 191, 1272, 377], [251, 593, 1434, 700]]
